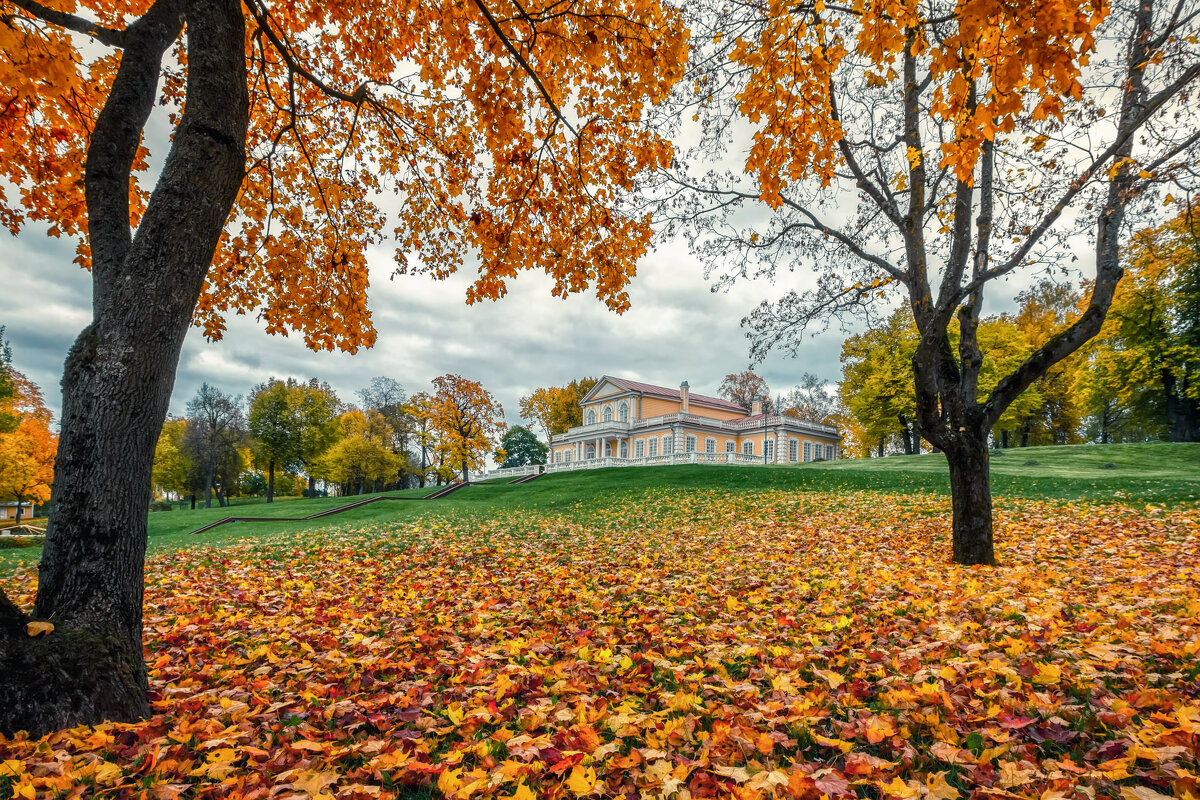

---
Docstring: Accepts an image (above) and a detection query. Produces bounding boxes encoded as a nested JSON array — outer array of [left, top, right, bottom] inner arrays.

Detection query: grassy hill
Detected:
[[0, 441, 1194, 572]]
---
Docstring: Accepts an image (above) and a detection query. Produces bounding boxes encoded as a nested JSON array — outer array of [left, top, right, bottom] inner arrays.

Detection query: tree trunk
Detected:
[[898, 415, 914, 455], [307, 475, 316, 498], [0, 0, 247, 738], [877, 438, 884, 458], [190, 492, 196, 510], [1163, 369, 1200, 442], [945, 434, 995, 566], [267, 458, 275, 503], [13, 495, 23, 525]]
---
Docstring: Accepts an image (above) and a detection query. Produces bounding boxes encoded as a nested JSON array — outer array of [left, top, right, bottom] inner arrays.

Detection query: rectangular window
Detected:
[[743, 441, 754, 456], [789, 439, 798, 462], [555, 451, 562, 463], [648, 438, 658, 457], [803, 441, 812, 462], [635, 440, 644, 458], [705, 438, 716, 453], [726, 440, 736, 452], [826, 444, 835, 460], [764, 439, 774, 460], [663, 435, 673, 454], [685, 435, 697, 452]]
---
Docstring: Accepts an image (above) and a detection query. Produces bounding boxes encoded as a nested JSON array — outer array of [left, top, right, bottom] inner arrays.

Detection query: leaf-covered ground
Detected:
[[2, 489, 1198, 800]]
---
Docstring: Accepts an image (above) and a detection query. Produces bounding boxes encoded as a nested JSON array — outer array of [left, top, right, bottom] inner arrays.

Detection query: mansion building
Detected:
[[544, 376, 841, 470]]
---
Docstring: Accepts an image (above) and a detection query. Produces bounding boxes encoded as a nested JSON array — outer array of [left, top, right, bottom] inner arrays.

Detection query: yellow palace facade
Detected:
[[533, 376, 841, 473]]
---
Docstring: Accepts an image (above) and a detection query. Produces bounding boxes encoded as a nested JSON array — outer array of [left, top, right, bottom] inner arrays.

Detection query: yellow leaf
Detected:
[[925, 771, 960, 800], [1032, 662, 1061, 686], [880, 776, 920, 799], [438, 768, 464, 796], [1120, 787, 1173, 800], [293, 769, 340, 796], [25, 620, 54, 637], [814, 733, 854, 752], [505, 782, 536, 800], [815, 668, 844, 689], [566, 764, 597, 795]]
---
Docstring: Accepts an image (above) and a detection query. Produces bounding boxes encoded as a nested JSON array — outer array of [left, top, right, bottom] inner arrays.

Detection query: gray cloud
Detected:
[[1, 218, 848, 430]]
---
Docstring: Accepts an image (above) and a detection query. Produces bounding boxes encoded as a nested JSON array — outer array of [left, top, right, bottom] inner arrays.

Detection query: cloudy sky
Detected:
[[0, 215, 850, 429]]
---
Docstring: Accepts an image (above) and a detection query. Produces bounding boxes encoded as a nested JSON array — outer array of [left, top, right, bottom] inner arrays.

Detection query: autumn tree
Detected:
[[358, 376, 416, 487], [718, 370, 772, 412], [248, 379, 302, 503], [496, 425, 548, 467], [0, 368, 56, 521], [312, 410, 403, 495], [405, 392, 438, 488], [519, 377, 599, 438], [184, 383, 246, 509], [1087, 208, 1200, 441], [0, 0, 686, 735], [668, 0, 1200, 564], [431, 375, 506, 483], [151, 418, 196, 504], [998, 282, 1087, 446]]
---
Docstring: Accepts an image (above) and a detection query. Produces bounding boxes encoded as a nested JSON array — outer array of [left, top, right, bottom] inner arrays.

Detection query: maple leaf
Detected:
[[24, 621, 53, 637], [565, 764, 598, 795]]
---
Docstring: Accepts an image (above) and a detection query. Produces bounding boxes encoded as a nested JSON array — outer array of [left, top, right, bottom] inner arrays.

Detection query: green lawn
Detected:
[[1, 441, 1195, 573]]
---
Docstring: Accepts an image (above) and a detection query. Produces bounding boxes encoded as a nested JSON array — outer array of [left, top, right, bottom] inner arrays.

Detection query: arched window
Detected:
[[586, 409, 596, 425], [603, 406, 613, 422], [620, 440, 629, 458], [604, 441, 613, 456], [586, 444, 596, 459], [619, 402, 629, 422]]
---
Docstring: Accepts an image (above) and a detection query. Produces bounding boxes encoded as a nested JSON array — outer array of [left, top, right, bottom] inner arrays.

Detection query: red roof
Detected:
[[603, 377, 749, 415]]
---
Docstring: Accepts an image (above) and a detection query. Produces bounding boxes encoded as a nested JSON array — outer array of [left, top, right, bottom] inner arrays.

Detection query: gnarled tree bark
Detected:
[[0, 0, 248, 738]]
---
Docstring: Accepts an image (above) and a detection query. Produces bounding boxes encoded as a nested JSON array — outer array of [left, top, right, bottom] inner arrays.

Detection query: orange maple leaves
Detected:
[[1, 0, 687, 353], [2, 490, 1198, 799], [732, 0, 1106, 197]]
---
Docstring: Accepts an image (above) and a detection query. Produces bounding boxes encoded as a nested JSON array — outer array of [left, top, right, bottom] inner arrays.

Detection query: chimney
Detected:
[[680, 381, 690, 414], [752, 396, 763, 416]]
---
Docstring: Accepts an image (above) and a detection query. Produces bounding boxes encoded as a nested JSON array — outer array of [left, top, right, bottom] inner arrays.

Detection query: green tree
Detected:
[[839, 310, 920, 456], [248, 379, 303, 503], [295, 380, 343, 496], [496, 426, 548, 467], [1088, 209, 1200, 441]]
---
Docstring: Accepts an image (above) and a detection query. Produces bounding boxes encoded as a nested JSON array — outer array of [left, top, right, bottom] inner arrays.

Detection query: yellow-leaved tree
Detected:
[[0, 0, 687, 735]]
